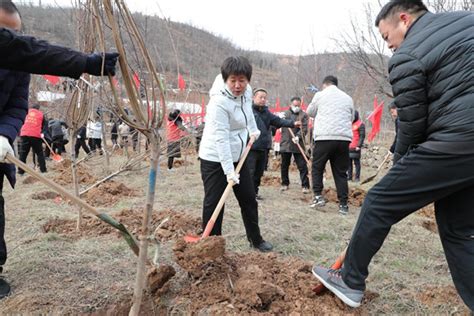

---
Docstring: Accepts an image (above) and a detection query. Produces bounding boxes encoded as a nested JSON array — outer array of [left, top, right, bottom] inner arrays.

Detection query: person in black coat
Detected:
[[388, 102, 398, 155], [74, 125, 90, 158], [312, 1, 474, 310], [248, 89, 299, 199], [0, 1, 118, 300]]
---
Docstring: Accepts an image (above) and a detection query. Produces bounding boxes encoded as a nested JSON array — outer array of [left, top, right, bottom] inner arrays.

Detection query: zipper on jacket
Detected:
[[238, 134, 244, 159], [240, 96, 247, 158]]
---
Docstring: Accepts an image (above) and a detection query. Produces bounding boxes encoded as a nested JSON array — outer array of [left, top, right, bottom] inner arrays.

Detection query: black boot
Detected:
[[0, 267, 11, 299]]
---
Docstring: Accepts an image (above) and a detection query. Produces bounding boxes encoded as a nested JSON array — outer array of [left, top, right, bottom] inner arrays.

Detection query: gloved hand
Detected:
[[85, 52, 119, 76], [226, 171, 240, 185], [0, 135, 14, 162], [40, 133, 44, 138], [292, 136, 299, 144], [293, 121, 302, 128]]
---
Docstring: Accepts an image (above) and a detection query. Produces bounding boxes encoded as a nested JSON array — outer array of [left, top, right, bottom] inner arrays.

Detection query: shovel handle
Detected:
[[288, 128, 310, 165], [313, 247, 348, 294], [5, 153, 100, 217], [202, 138, 255, 238]]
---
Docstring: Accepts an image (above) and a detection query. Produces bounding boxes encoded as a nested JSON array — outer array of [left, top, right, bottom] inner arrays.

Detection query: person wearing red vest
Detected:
[[348, 110, 365, 182], [166, 109, 187, 170], [18, 104, 47, 174]]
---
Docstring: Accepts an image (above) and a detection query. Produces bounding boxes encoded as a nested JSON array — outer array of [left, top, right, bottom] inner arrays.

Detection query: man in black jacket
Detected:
[[312, 0, 474, 310], [0, 0, 118, 300], [247, 88, 299, 199]]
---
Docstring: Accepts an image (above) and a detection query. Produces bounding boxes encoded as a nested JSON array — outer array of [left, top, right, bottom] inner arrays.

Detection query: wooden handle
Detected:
[[288, 128, 310, 165], [6, 153, 100, 217]]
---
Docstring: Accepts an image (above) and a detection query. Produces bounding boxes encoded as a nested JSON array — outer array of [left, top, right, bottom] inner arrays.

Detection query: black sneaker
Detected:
[[339, 204, 349, 215], [0, 268, 11, 299], [310, 195, 325, 208], [312, 266, 363, 308], [252, 240, 273, 252]]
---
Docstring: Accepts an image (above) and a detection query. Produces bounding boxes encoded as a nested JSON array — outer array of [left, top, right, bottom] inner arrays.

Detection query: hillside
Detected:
[[19, 4, 391, 119]]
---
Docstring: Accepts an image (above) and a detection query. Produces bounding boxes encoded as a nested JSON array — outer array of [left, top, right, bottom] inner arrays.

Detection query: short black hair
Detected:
[[322, 75, 338, 86], [375, 0, 428, 27], [0, 1, 20, 15], [290, 96, 301, 102], [388, 102, 397, 110], [221, 56, 252, 82], [31, 104, 40, 110]]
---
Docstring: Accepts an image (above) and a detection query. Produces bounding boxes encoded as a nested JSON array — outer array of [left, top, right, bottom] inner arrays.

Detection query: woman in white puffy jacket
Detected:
[[198, 56, 272, 252]]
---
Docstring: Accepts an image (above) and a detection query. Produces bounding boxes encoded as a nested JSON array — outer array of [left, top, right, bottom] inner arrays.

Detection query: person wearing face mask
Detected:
[[248, 88, 299, 200], [306, 76, 354, 215], [279, 97, 310, 194], [198, 56, 272, 253]]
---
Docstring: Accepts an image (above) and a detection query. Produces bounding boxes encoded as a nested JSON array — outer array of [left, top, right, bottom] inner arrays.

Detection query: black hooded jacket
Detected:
[[251, 104, 294, 151], [388, 11, 474, 161]]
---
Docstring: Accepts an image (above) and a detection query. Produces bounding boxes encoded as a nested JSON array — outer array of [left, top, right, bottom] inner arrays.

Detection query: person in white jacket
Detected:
[[198, 56, 272, 252]]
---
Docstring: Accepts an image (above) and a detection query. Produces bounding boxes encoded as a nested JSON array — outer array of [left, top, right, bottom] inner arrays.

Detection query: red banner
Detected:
[[178, 73, 186, 91], [43, 75, 60, 85]]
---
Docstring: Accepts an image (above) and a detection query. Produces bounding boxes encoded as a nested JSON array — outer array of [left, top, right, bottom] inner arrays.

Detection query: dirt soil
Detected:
[[417, 285, 467, 309], [323, 187, 367, 207], [53, 160, 97, 186], [417, 204, 437, 233], [31, 191, 60, 200], [167, 237, 377, 314], [261, 175, 281, 187], [22, 176, 39, 184], [42, 208, 201, 241], [83, 181, 138, 206]]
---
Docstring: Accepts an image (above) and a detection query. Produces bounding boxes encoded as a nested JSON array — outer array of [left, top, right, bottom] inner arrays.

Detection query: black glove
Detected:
[[85, 52, 119, 76]]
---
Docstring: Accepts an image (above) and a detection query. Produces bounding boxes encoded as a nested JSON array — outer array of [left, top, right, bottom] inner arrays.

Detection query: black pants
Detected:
[[280, 152, 310, 188], [0, 180, 6, 266], [342, 146, 474, 310], [89, 138, 102, 152], [74, 138, 90, 157], [18, 136, 46, 173], [311, 140, 349, 205], [200, 158, 263, 245], [52, 135, 66, 154], [168, 157, 175, 170], [247, 149, 267, 194], [348, 158, 361, 180]]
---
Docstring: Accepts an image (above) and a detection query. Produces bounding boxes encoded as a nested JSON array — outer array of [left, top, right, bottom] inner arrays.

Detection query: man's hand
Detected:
[[85, 52, 119, 76], [226, 171, 240, 185], [250, 131, 260, 142], [292, 136, 299, 144], [0, 136, 14, 162], [294, 121, 302, 128], [356, 146, 361, 151]]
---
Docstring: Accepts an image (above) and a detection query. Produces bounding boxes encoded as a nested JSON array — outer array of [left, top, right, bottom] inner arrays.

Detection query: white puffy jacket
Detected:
[[86, 121, 103, 139], [198, 74, 260, 176]]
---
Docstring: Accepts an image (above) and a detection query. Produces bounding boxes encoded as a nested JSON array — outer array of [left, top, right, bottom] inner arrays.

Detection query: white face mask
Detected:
[[291, 105, 300, 113]]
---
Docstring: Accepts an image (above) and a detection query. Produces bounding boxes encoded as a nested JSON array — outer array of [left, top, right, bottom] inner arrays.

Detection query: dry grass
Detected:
[[0, 148, 469, 314]]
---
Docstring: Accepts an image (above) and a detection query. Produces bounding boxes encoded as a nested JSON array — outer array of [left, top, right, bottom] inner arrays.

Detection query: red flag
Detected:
[[178, 73, 186, 91], [275, 97, 281, 111], [301, 96, 307, 111], [132, 73, 140, 90], [43, 75, 60, 85], [367, 98, 384, 142]]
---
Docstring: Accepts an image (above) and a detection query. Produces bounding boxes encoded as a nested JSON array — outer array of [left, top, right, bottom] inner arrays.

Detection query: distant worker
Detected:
[[347, 110, 365, 182]]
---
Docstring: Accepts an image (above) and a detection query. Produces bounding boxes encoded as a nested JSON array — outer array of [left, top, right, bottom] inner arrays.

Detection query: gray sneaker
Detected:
[[312, 266, 363, 308], [310, 195, 325, 208], [339, 204, 349, 215]]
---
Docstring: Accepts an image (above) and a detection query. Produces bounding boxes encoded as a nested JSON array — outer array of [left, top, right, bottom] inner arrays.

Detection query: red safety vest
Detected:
[[20, 108, 43, 138], [167, 120, 183, 142], [349, 120, 363, 149]]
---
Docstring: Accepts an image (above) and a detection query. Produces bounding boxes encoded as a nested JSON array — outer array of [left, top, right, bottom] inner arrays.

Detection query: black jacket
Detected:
[[280, 108, 308, 153], [390, 118, 398, 154], [0, 28, 87, 78], [388, 12, 474, 161], [252, 105, 294, 151]]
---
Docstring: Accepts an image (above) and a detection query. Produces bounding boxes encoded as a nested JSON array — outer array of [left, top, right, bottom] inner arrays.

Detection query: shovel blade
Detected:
[[183, 235, 200, 243], [52, 154, 63, 162]]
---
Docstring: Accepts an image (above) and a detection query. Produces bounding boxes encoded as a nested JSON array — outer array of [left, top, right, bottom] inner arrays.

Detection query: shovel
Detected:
[[360, 151, 391, 184], [288, 128, 310, 165], [313, 246, 347, 294], [184, 137, 255, 243], [41, 136, 63, 162], [5, 153, 140, 256]]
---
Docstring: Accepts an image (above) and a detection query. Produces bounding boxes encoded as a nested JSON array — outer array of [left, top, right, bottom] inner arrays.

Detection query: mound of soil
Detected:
[[417, 204, 435, 219], [173, 160, 193, 168], [53, 163, 97, 186], [83, 181, 137, 206], [323, 187, 367, 207], [417, 204, 437, 233], [42, 209, 201, 241], [170, 248, 376, 314], [31, 191, 60, 200], [22, 176, 39, 185], [261, 175, 280, 187], [417, 285, 466, 309], [270, 158, 281, 172]]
